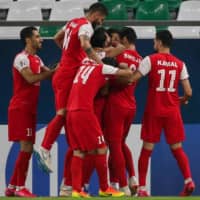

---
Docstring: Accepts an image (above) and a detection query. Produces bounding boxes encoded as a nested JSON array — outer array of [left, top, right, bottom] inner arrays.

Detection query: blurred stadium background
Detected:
[[0, 0, 200, 197]]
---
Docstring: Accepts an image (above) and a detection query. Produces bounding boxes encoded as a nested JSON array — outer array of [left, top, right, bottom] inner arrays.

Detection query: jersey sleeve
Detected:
[[180, 63, 189, 80], [138, 56, 151, 76], [78, 23, 94, 39], [14, 54, 30, 72], [102, 64, 118, 75]]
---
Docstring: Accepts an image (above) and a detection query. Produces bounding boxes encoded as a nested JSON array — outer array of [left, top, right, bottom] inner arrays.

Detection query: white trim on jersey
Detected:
[[78, 23, 93, 39], [102, 64, 118, 75], [14, 53, 30, 72], [180, 63, 189, 80], [138, 56, 151, 76]]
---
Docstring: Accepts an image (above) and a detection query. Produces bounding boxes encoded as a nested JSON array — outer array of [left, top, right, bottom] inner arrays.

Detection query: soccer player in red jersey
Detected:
[[66, 56, 134, 197], [103, 27, 142, 196], [129, 30, 195, 197], [34, 1, 108, 179], [5, 26, 55, 197]]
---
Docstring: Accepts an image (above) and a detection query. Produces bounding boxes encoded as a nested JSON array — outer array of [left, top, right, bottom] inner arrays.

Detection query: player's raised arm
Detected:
[[54, 28, 65, 49], [80, 34, 103, 64]]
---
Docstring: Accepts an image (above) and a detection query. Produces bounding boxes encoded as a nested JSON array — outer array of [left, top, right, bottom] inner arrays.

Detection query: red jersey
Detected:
[[9, 51, 43, 113], [67, 62, 118, 111], [57, 17, 93, 76], [108, 49, 142, 109], [138, 53, 189, 116]]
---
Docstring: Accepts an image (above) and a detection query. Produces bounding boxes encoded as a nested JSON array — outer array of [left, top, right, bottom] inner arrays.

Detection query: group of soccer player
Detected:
[[5, 1, 196, 198]]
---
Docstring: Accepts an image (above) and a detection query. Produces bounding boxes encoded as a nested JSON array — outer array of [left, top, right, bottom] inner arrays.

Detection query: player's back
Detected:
[[59, 17, 93, 71], [146, 52, 187, 116], [108, 49, 142, 109], [67, 61, 117, 111]]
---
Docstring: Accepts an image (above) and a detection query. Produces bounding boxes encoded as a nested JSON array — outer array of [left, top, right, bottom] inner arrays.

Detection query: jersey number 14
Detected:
[[73, 66, 95, 84]]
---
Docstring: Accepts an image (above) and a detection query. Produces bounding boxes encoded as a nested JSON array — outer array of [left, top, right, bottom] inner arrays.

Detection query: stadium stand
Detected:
[[0, 0, 199, 38], [103, 1, 128, 20], [168, 0, 200, 38], [135, 0, 170, 31]]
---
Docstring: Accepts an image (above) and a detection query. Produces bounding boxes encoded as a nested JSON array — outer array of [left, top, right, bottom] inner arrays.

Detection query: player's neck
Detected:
[[126, 44, 135, 51], [158, 47, 170, 54], [24, 46, 37, 55]]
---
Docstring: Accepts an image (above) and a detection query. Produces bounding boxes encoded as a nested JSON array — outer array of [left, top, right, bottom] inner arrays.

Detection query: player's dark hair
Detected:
[[102, 57, 118, 67], [156, 30, 173, 48], [91, 27, 107, 48], [107, 28, 120, 37], [120, 27, 137, 44], [20, 26, 38, 46], [88, 2, 108, 16]]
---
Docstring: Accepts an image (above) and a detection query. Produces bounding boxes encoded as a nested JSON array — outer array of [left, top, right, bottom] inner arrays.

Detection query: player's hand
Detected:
[[48, 62, 59, 70], [179, 96, 189, 105]]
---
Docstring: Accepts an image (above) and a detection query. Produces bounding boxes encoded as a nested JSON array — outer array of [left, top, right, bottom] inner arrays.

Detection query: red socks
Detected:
[[71, 156, 83, 192], [63, 148, 73, 186], [122, 143, 135, 178], [109, 142, 127, 187], [10, 151, 32, 187], [171, 147, 192, 179], [95, 154, 109, 191], [42, 115, 65, 150], [82, 154, 95, 185], [138, 148, 152, 187]]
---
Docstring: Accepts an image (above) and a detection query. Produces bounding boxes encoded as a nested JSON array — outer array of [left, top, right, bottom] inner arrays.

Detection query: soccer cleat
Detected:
[[180, 181, 195, 196], [15, 188, 37, 197], [34, 147, 53, 173], [120, 186, 131, 196], [72, 190, 91, 198], [59, 185, 72, 197], [137, 189, 150, 197], [129, 184, 138, 195], [99, 186, 125, 197], [5, 187, 16, 197]]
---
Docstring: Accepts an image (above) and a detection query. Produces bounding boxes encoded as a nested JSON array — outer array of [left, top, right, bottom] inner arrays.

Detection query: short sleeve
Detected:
[[78, 23, 94, 39], [102, 64, 118, 75], [138, 56, 151, 76], [180, 63, 189, 80], [14, 54, 30, 72]]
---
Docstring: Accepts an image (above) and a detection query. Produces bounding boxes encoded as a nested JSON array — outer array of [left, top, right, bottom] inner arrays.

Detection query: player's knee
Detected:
[[170, 142, 182, 150], [73, 150, 85, 158], [20, 141, 33, 153], [56, 108, 66, 116], [96, 146, 108, 155], [143, 141, 155, 150]]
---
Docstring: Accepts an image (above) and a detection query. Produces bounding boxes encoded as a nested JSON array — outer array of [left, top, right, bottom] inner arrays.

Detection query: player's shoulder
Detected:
[[14, 51, 29, 65], [169, 53, 184, 65], [14, 51, 28, 61]]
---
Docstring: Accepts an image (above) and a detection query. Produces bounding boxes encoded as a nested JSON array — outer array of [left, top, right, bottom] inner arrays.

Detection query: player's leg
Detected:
[[82, 152, 95, 192], [170, 143, 195, 196], [165, 112, 195, 196], [14, 141, 36, 197], [6, 110, 36, 197], [67, 111, 94, 197], [104, 105, 130, 195], [122, 109, 138, 195], [96, 147, 125, 197], [138, 141, 154, 197], [59, 148, 73, 197], [138, 114, 162, 197], [35, 76, 73, 172]]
